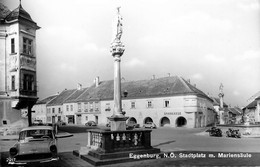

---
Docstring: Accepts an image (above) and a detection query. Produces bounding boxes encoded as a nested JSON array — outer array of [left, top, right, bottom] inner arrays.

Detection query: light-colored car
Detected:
[[143, 122, 156, 129], [33, 119, 43, 125], [7, 126, 59, 165]]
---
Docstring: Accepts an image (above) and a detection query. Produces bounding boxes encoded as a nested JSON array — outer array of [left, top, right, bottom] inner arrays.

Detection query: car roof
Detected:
[[21, 126, 53, 131]]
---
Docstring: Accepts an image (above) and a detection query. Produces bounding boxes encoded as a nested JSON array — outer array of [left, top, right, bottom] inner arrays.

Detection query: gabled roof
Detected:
[[247, 91, 260, 103], [243, 92, 260, 110], [228, 107, 243, 115], [211, 97, 228, 107], [47, 89, 76, 106], [244, 100, 257, 110], [64, 88, 88, 103], [36, 95, 58, 105], [76, 76, 212, 102]]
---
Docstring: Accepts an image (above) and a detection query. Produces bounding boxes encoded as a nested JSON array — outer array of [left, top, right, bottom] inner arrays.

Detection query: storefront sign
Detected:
[[164, 112, 181, 115]]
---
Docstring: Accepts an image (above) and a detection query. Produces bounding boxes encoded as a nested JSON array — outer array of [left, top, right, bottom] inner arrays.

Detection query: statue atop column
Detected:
[[111, 7, 125, 57], [219, 83, 224, 95], [112, 7, 123, 42]]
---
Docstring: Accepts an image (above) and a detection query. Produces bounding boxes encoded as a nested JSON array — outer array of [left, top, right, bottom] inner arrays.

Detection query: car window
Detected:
[[19, 129, 53, 140]]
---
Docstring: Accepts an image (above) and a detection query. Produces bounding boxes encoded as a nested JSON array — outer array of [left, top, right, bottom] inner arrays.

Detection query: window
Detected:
[[52, 108, 55, 114], [47, 117, 51, 122], [58, 108, 61, 114], [85, 116, 88, 121], [164, 100, 170, 108], [105, 103, 111, 111], [95, 102, 99, 111], [147, 101, 153, 108], [47, 108, 51, 114], [11, 75, 15, 90], [22, 74, 35, 91], [70, 105, 73, 111], [66, 105, 69, 111], [23, 37, 33, 55], [90, 102, 93, 112], [78, 103, 81, 112], [11, 38, 15, 53], [84, 103, 88, 112], [131, 102, 136, 109]]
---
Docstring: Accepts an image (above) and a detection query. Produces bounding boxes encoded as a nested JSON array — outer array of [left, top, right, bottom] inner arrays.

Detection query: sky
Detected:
[[2, 0, 260, 107]]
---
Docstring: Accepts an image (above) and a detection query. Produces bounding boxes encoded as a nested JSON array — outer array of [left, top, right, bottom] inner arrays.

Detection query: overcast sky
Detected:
[[3, 0, 260, 107]]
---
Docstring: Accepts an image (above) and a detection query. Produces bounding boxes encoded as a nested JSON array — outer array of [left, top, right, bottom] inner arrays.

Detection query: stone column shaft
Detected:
[[113, 55, 122, 116]]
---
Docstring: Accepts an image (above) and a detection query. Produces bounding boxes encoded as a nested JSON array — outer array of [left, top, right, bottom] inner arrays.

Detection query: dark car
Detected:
[[85, 121, 97, 126], [57, 120, 66, 126], [106, 122, 111, 127], [126, 122, 140, 130]]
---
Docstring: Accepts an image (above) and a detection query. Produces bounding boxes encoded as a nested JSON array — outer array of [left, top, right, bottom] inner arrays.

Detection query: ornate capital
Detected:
[[110, 40, 125, 57], [218, 93, 224, 98]]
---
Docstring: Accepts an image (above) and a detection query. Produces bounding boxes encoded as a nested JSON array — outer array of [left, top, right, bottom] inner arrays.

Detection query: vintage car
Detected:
[[8, 126, 59, 165], [143, 122, 157, 129], [85, 121, 97, 126]]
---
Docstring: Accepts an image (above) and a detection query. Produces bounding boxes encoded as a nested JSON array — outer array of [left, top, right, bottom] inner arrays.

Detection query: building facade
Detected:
[[243, 92, 260, 124], [31, 95, 57, 123], [31, 76, 216, 128], [96, 76, 216, 128], [0, 2, 40, 126]]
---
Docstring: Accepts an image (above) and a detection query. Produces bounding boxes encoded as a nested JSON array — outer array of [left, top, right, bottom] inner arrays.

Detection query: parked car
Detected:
[[143, 122, 156, 129], [32, 120, 43, 125], [126, 122, 140, 130], [85, 121, 97, 126], [57, 120, 66, 126], [106, 122, 111, 127], [7, 126, 59, 165]]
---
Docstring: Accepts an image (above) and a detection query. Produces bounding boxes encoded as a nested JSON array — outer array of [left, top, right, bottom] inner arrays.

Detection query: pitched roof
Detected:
[[36, 95, 58, 105], [2, 3, 40, 29], [244, 100, 257, 110], [211, 97, 228, 107], [228, 107, 242, 115], [76, 76, 212, 102], [64, 88, 88, 103], [47, 89, 76, 106], [247, 91, 260, 103], [0, 3, 11, 20]]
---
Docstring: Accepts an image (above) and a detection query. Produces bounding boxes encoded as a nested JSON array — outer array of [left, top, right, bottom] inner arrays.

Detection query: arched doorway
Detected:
[[160, 117, 170, 127], [176, 116, 187, 127], [128, 117, 137, 123], [144, 117, 153, 124]]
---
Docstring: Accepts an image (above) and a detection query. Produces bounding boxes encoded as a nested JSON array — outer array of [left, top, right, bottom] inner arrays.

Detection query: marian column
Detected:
[[108, 7, 128, 131], [218, 83, 225, 124]]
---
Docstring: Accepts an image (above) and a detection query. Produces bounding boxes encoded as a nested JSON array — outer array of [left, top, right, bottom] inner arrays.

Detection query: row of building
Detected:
[[0, 2, 247, 129], [31, 76, 242, 128]]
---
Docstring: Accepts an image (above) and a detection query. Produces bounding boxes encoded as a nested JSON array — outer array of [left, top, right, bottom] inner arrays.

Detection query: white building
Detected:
[[31, 95, 57, 123], [77, 76, 216, 128], [0, 2, 40, 126], [243, 92, 260, 124]]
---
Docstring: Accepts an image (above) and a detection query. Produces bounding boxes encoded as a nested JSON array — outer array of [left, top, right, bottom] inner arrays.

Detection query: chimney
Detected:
[[77, 83, 82, 90], [95, 76, 100, 87], [187, 79, 190, 83], [167, 73, 171, 77]]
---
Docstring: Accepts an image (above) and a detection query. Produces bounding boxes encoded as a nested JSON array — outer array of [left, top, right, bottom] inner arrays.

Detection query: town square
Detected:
[[0, 0, 260, 166]]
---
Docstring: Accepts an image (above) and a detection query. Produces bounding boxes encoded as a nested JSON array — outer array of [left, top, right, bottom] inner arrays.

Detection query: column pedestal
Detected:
[[108, 115, 128, 131]]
